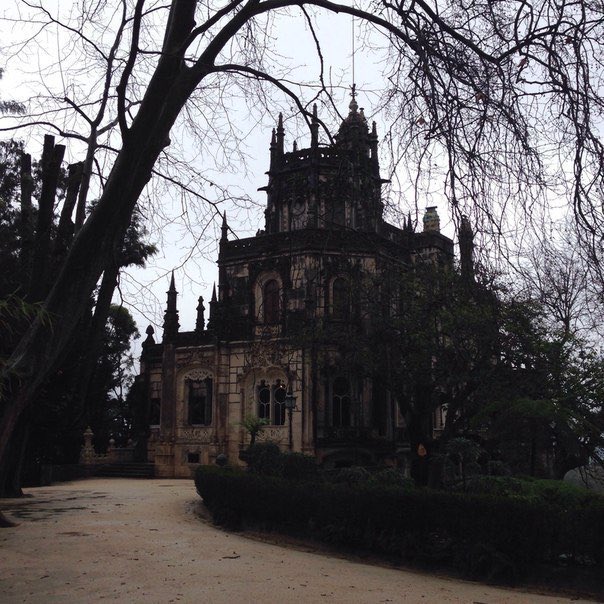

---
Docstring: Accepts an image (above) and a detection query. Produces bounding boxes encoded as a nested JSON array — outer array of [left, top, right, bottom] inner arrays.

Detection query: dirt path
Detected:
[[0, 478, 595, 603]]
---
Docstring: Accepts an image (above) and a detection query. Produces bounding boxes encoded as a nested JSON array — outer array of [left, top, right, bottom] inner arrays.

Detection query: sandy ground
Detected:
[[0, 478, 596, 604]]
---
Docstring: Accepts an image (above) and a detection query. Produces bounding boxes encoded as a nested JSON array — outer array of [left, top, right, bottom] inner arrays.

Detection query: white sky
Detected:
[[0, 2, 457, 357]]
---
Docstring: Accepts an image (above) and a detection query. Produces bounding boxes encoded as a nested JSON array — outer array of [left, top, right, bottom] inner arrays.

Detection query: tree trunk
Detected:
[[0, 3, 207, 493], [28, 136, 65, 302], [78, 264, 120, 422], [0, 415, 30, 497]]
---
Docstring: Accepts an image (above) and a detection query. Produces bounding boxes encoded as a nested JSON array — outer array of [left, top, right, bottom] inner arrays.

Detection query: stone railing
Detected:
[[79, 426, 135, 465]]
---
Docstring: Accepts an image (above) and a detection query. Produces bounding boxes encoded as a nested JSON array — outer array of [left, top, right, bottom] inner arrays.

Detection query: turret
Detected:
[[423, 207, 441, 233]]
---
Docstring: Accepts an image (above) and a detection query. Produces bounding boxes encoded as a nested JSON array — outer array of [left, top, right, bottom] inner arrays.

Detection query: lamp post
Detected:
[[284, 388, 296, 451]]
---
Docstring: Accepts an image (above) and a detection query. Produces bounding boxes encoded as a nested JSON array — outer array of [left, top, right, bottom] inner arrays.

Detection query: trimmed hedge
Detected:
[[195, 465, 604, 581]]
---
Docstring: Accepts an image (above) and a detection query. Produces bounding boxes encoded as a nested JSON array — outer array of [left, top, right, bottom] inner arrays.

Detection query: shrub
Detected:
[[194, 465, 604, 581], [245, 442, 284, 476], [372, 467, 415, 490], [281, 452, 318, 481], [464, 475, 600, 507], [326, 466, 373, 486], [243, 443, 318, 480]]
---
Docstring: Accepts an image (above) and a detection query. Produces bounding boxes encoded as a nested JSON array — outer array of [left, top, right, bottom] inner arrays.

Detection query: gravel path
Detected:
[[0, 478, 595, 603]]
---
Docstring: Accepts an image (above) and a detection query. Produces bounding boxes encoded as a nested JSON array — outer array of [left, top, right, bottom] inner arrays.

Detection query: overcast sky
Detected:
[[0, 2, 456, 358]]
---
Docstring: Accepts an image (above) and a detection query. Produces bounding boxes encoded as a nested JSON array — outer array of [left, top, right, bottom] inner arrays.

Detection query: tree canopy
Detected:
[[0, 0, 603, 495]]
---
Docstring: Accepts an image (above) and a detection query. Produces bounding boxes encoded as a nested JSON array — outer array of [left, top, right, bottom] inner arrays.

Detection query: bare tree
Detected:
[[0, 0, 603, 503], [377, 1, 604, 269]]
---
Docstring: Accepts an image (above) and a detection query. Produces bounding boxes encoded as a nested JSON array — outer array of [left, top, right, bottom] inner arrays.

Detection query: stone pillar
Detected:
[[79, 426, 96, 465]]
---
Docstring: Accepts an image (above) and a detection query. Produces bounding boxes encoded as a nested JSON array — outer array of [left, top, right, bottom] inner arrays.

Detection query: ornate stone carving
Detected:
[[181, 368, 213, 381], [177, 427, 214, 443], [176, 350, 214, 371], [257, 426, 287, 443]]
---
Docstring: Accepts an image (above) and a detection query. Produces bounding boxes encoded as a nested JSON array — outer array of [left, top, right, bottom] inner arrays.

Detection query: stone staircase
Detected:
[[95, 463, 155, 478]]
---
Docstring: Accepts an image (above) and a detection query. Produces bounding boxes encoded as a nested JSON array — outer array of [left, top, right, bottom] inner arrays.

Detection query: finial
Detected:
[[311, 104, 319, 149], [143, 325, 155, 347], [293, 140, 298, 152], [211, 283, 217, 302], [163, 272, 179, 340], [276, 113, 284, 154], [270, 128, 276, 146], [195, 296, 205, 332], [221, 211, 228, 242], [349, 83, 358, 113]]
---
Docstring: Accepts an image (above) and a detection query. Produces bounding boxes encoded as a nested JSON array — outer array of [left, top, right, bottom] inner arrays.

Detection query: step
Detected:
[[96, 463, 155, 478]]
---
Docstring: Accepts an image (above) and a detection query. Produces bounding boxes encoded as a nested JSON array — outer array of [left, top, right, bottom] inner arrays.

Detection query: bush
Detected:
[[464, 475, 600, 507], [194, 465, 604, 581], [245, 442, 284, 476], [243, 442, 318, 481], [325, 466, 373, 486]]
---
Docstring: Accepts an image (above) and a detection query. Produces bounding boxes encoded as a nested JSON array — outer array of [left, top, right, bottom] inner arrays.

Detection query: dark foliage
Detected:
[[195, 466, 604, 583], [244, 442, 319, 481]]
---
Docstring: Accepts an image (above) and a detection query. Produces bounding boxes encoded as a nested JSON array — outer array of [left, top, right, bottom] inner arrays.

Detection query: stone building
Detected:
[[138, 97, 454, 478]]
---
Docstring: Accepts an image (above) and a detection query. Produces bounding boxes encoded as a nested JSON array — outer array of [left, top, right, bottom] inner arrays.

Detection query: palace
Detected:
[[138, 97, 457, 477]]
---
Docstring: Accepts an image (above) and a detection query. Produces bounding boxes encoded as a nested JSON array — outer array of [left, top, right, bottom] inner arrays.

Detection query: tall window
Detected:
[[256, 379, 287, 425], [332, 376, 351, 427], [150, 381, 161, 425], [332, 200, 345, 226], [263, 279, 280, 324], [332, 277, 350, 320], [188, 377, 213, 425]]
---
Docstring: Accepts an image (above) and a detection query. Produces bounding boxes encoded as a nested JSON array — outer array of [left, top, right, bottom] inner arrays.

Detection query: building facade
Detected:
[[138, 98, 454, 478]]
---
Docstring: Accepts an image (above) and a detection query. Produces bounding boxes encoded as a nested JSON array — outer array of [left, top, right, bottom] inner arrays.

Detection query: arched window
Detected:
[[257, 380, 271, 421], [332, 277, 350, 320], [273, 383, 287, 426], [332, 376, 351, 427], [263, 279, 280, 324], [187, 377, 213, 425], [256, 379, 287, 426]]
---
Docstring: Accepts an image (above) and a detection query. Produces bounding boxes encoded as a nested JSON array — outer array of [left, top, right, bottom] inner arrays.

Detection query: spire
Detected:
[[310, 103, 319, 149], [459, 215, 475, 284], [405, 211, 413, 233], [370, 120, 379, 176], [221, 211, 228, 244], [269, 128, 277, 171], [276, 112, 285, 156], [162, 271, 179, 341], [207, 283, 219, 332], [195, 296, 205, 332]]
